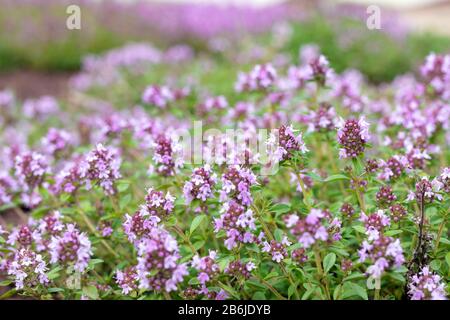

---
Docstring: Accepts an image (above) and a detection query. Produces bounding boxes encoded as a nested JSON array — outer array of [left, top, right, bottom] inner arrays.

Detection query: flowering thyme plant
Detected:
[[0, 23, 449, 301]]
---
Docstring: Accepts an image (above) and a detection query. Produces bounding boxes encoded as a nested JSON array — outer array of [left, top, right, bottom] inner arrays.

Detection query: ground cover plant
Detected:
[[0, 2, 449, 301]]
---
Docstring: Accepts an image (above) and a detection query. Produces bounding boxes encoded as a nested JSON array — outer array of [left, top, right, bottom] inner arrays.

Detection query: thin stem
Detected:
[[171, 225, 197, 255], [355, 187, 366, 213], [313, 245, 331, 300], [374, 288, 380, 300], [433, 210, 448, 255], [258, 278, 287, 300], [295, 171, 312, 210], [109, 195, 120, 214], [252, 204, 300, 299], [78, 210, 119, 259]]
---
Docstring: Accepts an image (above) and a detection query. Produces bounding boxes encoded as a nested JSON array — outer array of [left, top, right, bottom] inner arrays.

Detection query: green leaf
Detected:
[[218, 282, 240, 299], [342, 282, 368, 300], [385, 230, 403, 236], [301, 284, 318, 300], [48, 288, 65, 293], [271, 203, 291, 215], [446, 252, 450, 268], [429, 259, 441, 271], [82, 285, 99, 300], [274, 229, 284, 242], [288, 283, 298, 299], [333, 284, 342, 300], [306, 172, 323, 182], [47, 266, 63, 280], [246, 280, 266, 290], [0, 279, 12, 286], [119, 194, 132, 210], [264, 271, 279, 280], [352, 225, 366, 234], [324, 174, 349, 182], [190, 214, 206, 235], [193, 240, 205, 251], [0, 289, 17, 299], [252, 292, 266, 300], [323, 253, 336, 274], [117, 181, 130, 193]]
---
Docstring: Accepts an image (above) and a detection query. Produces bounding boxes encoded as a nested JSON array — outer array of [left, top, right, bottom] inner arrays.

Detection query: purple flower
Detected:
[[358, 235, 404, 278], [141, 85, 174, 108], [0, 171, 17, 206], [192, 250, 219, 285], [214, 200, 256, 250], [389, 204, 407, 223], [32, 211, 65, 251], [235, 63, 277, 92], [115, 267, 139, 295], [183, 165, 217, 204], [337, 117, 370, 158], [267, 125, 308, 163], [7, 248, 49, 290], [340, 202, 355, 218], [438, 167, 450, 193], [225, 260, 255, 279], [286, 209, 341, 248], [14, 151, 49, 192], [51, 157, 84, 195], [378, 155, 409, 181], [123, 210, 159, 245], [79, 143, 121, 195], [23, 96, 59, 119], [360, 210, 391, 241], [49, 223, 92, 272], [220, 165, 257, 206], [408, 266, 447, 300], [261, 237, 291, 263], [151, 133, 184, 177], [7, 225, 33, 248], [41, 128, 74, 156], [135, 227, 188, 292], [305, 103, 337, 133], [376, 186, 397, 208], [420, 53, 450, 99]]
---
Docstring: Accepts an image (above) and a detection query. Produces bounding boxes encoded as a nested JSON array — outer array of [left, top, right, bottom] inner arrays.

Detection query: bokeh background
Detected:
[[1, 0, 450, 98]]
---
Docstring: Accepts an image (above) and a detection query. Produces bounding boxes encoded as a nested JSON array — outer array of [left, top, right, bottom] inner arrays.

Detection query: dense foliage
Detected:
[[0, 2, 449, 301]]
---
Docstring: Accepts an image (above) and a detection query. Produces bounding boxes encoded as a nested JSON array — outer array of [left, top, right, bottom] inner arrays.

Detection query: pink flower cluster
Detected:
[[337, 117, 370, 158], [235, 63, 277, 92], [408, 265, 447, 300], [49, 223, 92, 272], [219, 165, 257, 206], [134, 227, 188, 292], [192, 250, 219, 284], [183, 165, 217, 205], [285, 208, 342, 249], [358, 235, 404, 278], [267, 125, 308, 163], [123, 188, 175, 243], [79, 143, 121, 195], [214, 200, 256, 250]]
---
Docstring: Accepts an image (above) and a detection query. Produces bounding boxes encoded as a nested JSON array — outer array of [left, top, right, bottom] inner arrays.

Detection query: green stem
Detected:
[[314, 246, 331, 300], [374, 288, 380, 300], [258, 278, 287, 300], [78, 210, 119, 259], [434, 210, 448, 255], [172, 225, 197, 255], [253, 204, 300, 299]]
